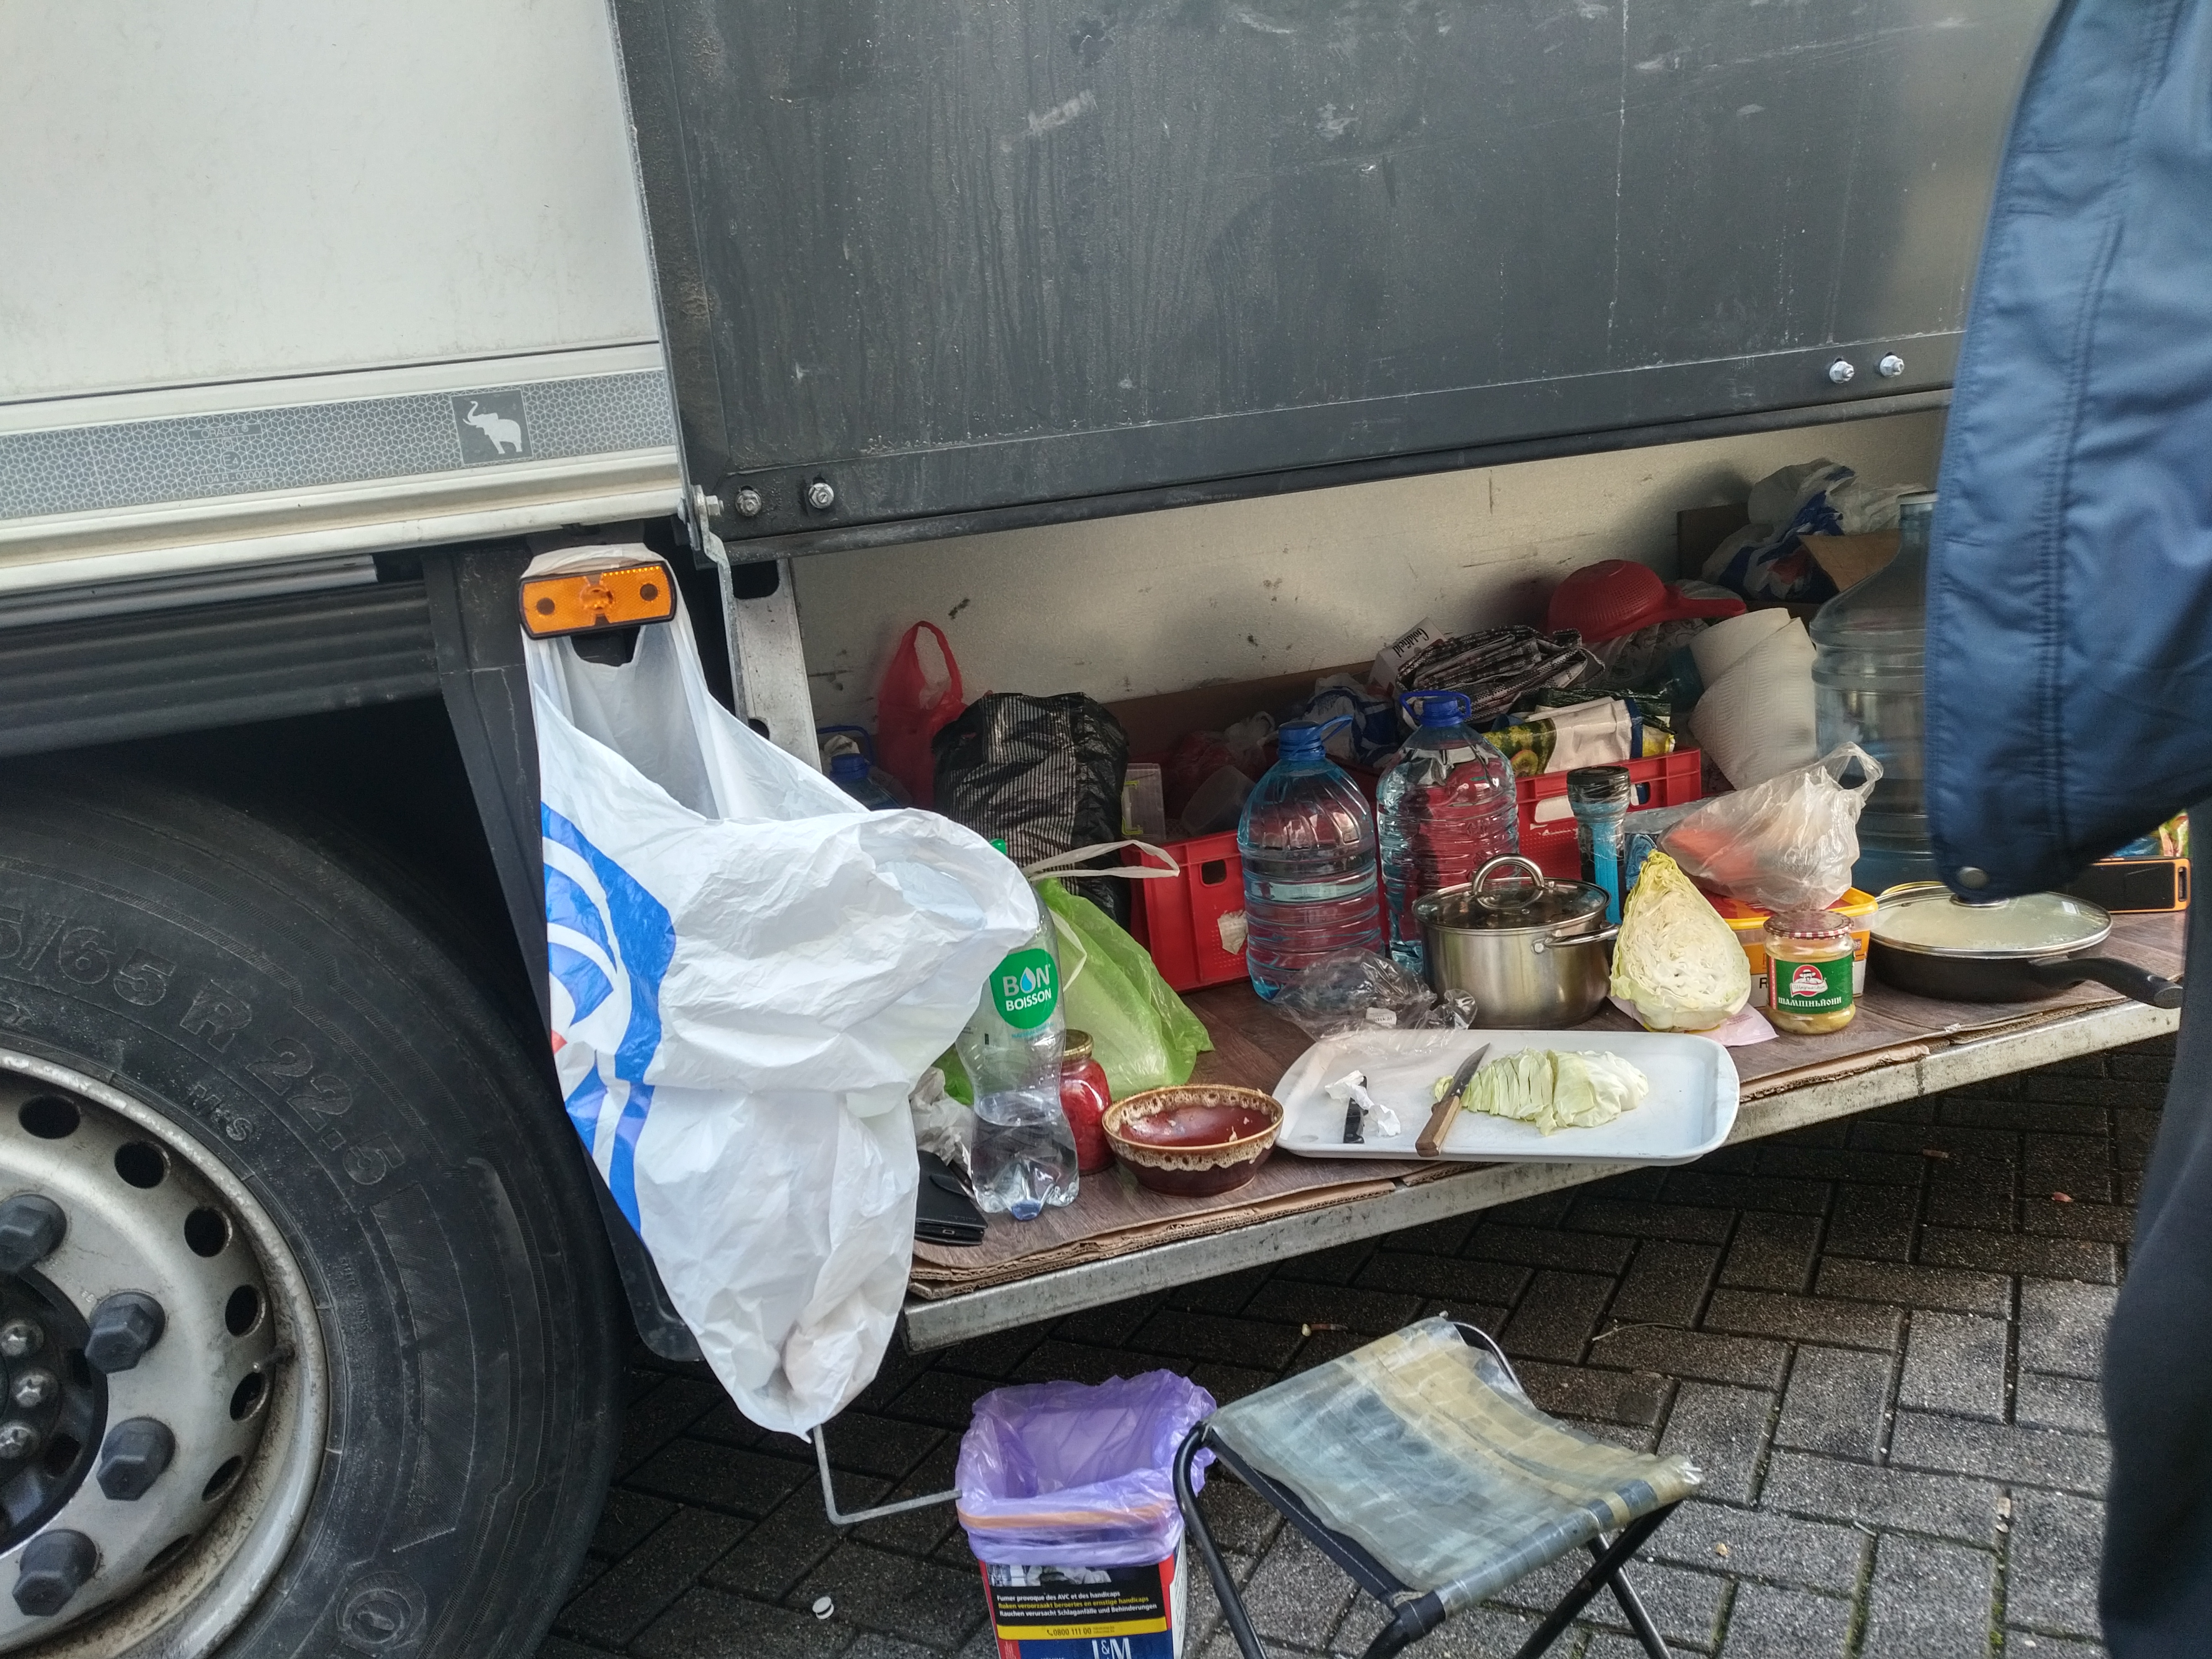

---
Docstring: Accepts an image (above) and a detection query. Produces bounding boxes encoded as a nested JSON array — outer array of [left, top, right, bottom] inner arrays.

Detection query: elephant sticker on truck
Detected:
[[451, 390, 532, 464]]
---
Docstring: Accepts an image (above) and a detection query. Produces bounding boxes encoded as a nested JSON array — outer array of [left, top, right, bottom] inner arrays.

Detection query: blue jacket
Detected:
[[1929, 0, 2212, 898], [1936, 9, 2212, 1655]]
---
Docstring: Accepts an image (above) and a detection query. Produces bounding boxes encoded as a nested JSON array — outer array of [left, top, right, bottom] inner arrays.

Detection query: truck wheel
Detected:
[[0, 765, 621, 1657]]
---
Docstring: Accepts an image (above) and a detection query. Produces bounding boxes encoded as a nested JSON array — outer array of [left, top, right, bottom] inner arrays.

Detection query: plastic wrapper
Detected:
[[1587, 618, 1714, 693], [957, 1372, 1215, 1567], [1486, 693, 1673, 775], [1039, 878, 1212, 1097], [1659, 745, 1882, 911], [908, 1067, 973, 1176], [1270, 949, 1476, 1039]]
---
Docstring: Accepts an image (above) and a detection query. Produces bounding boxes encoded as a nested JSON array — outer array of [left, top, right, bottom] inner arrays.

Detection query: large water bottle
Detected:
[[828, 751, 901, 810], [1376, 691, 1520, 975], [1238, 719, 1384, 999], [1811, 490, 1937, 892], [956, 873, 1077, 1220]]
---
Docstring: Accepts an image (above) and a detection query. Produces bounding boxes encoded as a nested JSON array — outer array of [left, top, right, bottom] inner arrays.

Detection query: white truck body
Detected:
[[0, 0, 679, 596]]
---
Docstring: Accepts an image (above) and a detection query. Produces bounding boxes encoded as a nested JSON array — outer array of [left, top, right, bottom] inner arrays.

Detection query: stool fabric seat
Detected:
[[1179, 1318, 1699, 1659], [1208, 1318, 1699, 1614]]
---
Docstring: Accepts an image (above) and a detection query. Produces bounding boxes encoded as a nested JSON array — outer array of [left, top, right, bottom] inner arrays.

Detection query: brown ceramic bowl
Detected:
[[1103, 1086, 1284, 1197]]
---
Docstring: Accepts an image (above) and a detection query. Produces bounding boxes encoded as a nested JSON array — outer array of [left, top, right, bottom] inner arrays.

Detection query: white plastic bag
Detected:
[[1658, 745, 1883, 910], [526, 549, 1034, 1435]]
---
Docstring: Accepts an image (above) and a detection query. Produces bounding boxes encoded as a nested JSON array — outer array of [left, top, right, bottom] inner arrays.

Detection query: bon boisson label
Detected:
[[991, 949, 1059, 1029]]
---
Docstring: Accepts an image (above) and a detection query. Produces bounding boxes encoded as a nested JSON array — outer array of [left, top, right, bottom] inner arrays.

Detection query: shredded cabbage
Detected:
[[1611, 851, 1751, 1032], [1433, 1050, 1650, 1135]]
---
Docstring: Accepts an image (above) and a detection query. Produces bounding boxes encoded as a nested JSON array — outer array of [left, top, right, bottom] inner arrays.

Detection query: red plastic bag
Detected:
[[877, 622, 964, 807]]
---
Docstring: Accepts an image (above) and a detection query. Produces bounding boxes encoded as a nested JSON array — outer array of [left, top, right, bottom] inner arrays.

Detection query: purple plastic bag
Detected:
[[956, 1371, 1215, 1566]]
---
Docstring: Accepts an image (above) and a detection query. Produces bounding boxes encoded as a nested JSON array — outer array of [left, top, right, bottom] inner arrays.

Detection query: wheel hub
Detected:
[[0, 1278, 101, 1554], [0, 1061, 320, 1655]]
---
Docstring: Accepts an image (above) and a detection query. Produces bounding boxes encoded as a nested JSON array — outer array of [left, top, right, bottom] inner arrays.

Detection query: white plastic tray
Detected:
[[1273, 1028, 1739, 1165]]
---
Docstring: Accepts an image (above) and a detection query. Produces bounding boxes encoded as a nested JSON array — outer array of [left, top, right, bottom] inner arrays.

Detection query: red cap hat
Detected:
[[1546, 560, 1745, 646]]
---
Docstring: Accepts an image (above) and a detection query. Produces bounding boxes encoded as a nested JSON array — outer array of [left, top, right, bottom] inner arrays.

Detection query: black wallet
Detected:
[[916, 1152, 986, 1245]]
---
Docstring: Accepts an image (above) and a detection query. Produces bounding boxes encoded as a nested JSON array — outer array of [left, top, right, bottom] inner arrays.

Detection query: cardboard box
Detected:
[[979, 1546, 1188, 1659], [1802, 532, 1901, 593]]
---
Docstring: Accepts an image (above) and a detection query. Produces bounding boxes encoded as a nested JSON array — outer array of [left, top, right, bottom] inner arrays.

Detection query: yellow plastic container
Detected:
[[1708, 889, 1876, 1004]]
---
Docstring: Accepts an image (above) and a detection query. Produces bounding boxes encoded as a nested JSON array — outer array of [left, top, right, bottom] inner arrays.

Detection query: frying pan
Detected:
[[1868, 883, 2182, 1009]]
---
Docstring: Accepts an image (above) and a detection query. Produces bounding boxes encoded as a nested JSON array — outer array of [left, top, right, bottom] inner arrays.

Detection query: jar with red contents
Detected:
[[1059, 1030, 1115, 1175]]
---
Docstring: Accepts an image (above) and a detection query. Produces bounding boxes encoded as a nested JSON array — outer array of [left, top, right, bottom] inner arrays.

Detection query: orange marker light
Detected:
[[518, 560, 679, 638]]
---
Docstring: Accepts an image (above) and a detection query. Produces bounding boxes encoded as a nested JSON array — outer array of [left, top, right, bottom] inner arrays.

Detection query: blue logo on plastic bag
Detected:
[[542, 804, 676, 1229]]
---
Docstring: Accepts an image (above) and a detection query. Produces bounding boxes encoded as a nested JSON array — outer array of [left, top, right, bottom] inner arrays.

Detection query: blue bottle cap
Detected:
[[1277, 717, 1350, 761], [1402, 690, 1474, 729]]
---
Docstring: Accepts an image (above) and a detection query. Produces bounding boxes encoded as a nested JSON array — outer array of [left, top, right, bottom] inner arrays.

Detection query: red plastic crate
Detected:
[[1516, 748, 1704, 880], [1123, 832, 1249, 993]]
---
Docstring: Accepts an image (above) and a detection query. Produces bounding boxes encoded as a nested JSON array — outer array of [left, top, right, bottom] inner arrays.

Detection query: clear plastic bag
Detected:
[[1658, 745, 1883, 910], [956, 1372, 1216, 1566], [1270, 949, 1476, 1039]]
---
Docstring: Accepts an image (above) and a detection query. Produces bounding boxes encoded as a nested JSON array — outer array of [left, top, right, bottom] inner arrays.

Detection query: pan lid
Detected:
[[1869, 882, 2111, 958], [1415, 856, 1609, 935]]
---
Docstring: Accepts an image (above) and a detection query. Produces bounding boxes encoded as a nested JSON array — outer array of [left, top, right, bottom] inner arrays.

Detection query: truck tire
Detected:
[[0, 763, 621, 1658]]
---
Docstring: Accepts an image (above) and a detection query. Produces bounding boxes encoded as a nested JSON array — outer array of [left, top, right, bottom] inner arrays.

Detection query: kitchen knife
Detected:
[[1416, 1044, 1490, 1157], [1331, 1070, 1371, 1144]]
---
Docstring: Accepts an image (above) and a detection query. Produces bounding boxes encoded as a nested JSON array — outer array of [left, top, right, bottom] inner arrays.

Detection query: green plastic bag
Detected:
[[1038, 878, 1211, 1098]]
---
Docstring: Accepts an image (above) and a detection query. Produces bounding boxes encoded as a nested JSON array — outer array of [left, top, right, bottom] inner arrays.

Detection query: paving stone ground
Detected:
[[544, 1033, 2174, 1659]]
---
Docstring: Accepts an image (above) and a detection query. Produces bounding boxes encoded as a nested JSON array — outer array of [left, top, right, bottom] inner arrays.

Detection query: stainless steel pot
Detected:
[[1416, 856, 1617, 1027]]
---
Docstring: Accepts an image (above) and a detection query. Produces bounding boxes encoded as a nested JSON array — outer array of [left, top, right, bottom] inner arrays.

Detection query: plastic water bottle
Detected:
[[957, 870, 1077, 1220], [828, 752, 901, 810], [1811, 490, 1936, 891], [1376, 692, 1520, 973], [1566, 764, 1631, 926], [1238, 719, 1384, 999]]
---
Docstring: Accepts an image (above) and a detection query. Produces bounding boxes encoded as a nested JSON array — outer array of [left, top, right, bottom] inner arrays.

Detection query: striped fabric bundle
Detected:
[[1396, 627, 1603, 727]]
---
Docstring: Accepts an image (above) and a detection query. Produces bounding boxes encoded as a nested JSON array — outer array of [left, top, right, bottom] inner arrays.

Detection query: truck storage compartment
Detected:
[[609, 0, 2046, 548]]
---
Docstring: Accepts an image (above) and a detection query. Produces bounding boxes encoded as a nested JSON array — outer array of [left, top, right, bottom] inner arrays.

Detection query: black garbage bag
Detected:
[[933, 693, 1130, 925]]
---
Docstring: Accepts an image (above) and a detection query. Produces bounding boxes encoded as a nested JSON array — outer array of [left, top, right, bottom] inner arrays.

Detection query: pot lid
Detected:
[[1415, 856, 1609, 933], [1868, 882, 2110, 957]]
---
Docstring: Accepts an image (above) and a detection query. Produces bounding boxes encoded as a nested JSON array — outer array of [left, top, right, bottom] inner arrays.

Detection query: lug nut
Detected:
[[10, 1370, 54, 1410], [0, 1197, 66, 1275], [804, 479, 836, 512], [94, 1418, 176, 1501], [1878, 353, 1905, 377], [13, 1530, 95, 1617], [0, 1320, 41, 1360], [0, 1423, 37, 1460], [1826, 359, 1856, 385], [84, 1292, 164, 1374]]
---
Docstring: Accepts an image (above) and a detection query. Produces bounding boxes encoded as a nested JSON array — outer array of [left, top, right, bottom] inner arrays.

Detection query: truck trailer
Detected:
[[0, 1, 2052, 1653]]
